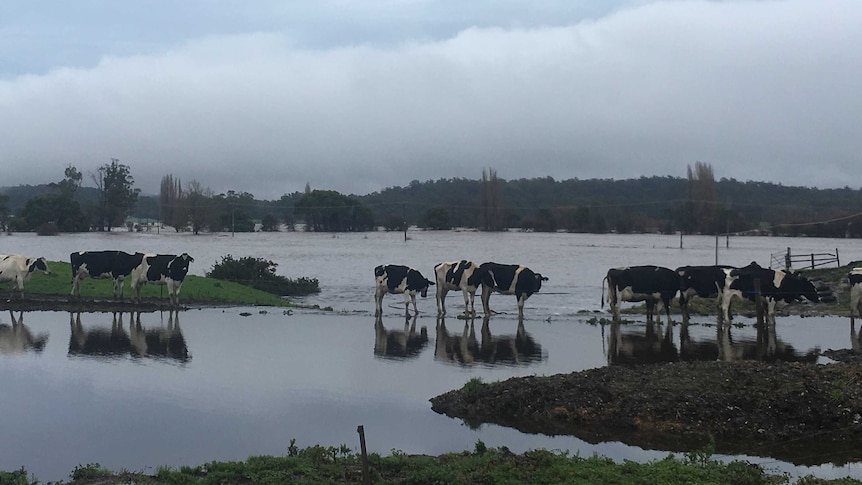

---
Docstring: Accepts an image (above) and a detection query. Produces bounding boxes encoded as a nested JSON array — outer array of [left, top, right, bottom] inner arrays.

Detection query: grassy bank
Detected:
[[4, 260, 299, 307], [3, 442, 854, 485]]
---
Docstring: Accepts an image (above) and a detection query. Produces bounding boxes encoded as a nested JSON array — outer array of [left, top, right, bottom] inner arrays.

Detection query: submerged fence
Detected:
[[769, 247, 840, 270]]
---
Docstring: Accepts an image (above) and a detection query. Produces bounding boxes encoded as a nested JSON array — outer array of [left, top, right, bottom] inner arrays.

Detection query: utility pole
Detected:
[[403, 203, 407, 241]]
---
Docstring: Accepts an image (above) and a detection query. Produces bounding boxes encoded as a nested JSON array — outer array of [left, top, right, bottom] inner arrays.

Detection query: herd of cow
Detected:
[[2, 251, 860, 322], [375, 259, 850, 324], [374, 261, 548, 318], [0, 251, 194, 305]]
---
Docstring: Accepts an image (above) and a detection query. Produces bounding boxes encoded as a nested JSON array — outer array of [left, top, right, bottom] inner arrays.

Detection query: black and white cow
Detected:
[[374, 264, 435, 316], [478, 262, 547, 318], [70, 250, 144, 298], [0, 254, 51, 297], [727, 262, 820, 323], [129, 253, 195, 306], [434, 260, 483, 316], [602, 265, 678, 324], [850, 268, 862, 326], [676, 265, 738, 323]]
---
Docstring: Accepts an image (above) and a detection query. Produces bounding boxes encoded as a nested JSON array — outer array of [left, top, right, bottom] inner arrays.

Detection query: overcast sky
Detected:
[[1, 1, 860, 199]]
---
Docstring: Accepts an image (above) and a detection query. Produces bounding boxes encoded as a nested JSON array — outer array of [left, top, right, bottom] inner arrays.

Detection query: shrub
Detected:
[[207, 255, 320, 296]]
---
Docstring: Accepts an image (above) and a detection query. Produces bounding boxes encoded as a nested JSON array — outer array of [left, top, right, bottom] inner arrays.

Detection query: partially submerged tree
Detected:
[[294, 189, 374, 232], [92, 159, 139, 231]]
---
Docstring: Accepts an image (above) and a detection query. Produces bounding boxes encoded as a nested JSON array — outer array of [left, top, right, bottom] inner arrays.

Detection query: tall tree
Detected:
[[92, 159, 139, 231], [686, 161, 717, 233], [160, 173, 186, 231], [479, 168, 504, 231]]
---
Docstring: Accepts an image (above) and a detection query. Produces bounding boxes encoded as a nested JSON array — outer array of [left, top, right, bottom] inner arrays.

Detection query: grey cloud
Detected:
[[1, 0, 860, 199]]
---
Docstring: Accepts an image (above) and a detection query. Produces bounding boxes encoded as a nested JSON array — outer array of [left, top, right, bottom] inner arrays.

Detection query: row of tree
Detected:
[[5, 162, 862, 237]]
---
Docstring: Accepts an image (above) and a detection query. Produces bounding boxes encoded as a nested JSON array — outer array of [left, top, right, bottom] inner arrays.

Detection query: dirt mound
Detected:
[[431, 359, 862, 465]]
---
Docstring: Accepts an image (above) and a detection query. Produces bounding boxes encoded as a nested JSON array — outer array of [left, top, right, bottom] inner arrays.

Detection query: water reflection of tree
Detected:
[[434, 316, 545, 367], [68, 311, 189, 362], [373, 315, 428, 360], [0, 311, 48, 354]]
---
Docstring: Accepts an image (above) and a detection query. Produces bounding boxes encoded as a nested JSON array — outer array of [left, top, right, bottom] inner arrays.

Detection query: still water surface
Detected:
[[2, 231, 862, 481]]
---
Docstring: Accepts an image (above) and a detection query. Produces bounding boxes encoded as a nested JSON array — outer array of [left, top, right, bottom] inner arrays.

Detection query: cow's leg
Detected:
[[680, 293, 690, 323], [610, 293, 621, 322], [517, 293, 526, 319], [408, 293, 418, 316], [645, 300, 655, 322], [466, 289, 476, 316], [461, 288, 472, 316], [374, 289, 385, 316], [436, 286, 448, 315], [481, 285, 492, 315], [663, 297, 672, 325]]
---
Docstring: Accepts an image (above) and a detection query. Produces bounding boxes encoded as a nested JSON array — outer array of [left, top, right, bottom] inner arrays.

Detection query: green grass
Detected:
[[7, 443, 854, 484], [2, 260, 299, 307]]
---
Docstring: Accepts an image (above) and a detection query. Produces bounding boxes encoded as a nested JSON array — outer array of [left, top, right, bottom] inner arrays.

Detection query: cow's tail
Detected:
[[601, 275, 608, 308]]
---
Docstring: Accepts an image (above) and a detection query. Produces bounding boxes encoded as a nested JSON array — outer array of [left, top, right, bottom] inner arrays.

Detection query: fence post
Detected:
[[785, 247, 791, 270], [357, 425, 371, 485], [837, 248, 840, 267]]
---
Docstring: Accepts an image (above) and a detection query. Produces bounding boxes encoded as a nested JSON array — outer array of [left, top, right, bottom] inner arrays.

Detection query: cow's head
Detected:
[[420, 277, 435, 298], [168, 253, 194, 277], [783, 273, 820, 303], [534, 273, 548, 291], [29, 257, 51, 275]]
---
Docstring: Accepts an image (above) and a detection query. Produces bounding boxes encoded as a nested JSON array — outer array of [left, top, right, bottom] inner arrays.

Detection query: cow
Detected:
[[374, 264, 434, 316], [0, 254, 51, 297], [850, 268, 862, 326], [434, 260, 483, 316], [478, 262, 547, 318], [602, 265, 678, 324], [727, 262, 820, 323], [129, 253, 195, 306], [70, 250, 144, 298], [676, 265, 738, 323]]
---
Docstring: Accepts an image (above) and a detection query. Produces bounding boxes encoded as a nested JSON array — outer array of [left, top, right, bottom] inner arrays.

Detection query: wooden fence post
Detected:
[[357, 425, 371, 485]]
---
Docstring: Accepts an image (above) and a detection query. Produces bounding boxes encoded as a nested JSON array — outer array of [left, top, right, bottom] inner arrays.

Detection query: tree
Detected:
[[92, 159, 139, 231], [160, 173, 186, 231], [686, 161, 717, 234], [261, 214, 279, 232], [479, 168, 504, 231], [294, 189, 375, 232], [0, 193, 9, 232], [422, 206, 451, 230], [185, 180, 215, 235], [17, 165, 89, 233]]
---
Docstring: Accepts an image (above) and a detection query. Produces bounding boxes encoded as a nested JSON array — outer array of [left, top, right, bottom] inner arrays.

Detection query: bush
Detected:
[[207, 255, 320, 296]]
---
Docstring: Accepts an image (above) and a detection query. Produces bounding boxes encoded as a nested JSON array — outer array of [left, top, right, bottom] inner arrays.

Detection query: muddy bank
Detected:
[[430, 359, 862, 465], [0, 293, 205, 313]]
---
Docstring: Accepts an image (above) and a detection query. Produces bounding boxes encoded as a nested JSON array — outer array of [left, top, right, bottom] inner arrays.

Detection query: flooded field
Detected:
[[1, 230, 862, 481]]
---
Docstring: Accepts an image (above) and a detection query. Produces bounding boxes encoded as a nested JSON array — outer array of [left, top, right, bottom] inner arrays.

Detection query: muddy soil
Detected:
[[430, 359, 862, 465], [0, 293, 223, 313]]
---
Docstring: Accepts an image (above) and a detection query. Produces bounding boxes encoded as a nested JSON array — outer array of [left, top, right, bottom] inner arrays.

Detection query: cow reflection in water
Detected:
[[374, 315, 428, 360], [0, 311, 48, 354], [435, 315, 544, 366], [607, 320, 816, 365], [68, 311, 189, 362], [606, 321, 677, 366]]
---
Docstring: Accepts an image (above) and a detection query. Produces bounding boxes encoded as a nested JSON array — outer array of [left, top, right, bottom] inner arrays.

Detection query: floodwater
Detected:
[[2, 230, 862, 482]]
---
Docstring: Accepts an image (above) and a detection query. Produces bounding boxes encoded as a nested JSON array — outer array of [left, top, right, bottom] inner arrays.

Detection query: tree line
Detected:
[[3, 162, 862, 237]]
